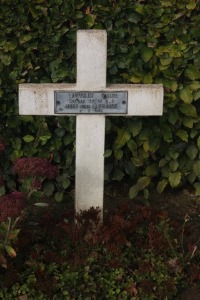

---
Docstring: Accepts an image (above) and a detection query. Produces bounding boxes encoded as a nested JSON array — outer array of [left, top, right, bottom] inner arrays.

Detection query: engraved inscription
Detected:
[[54, 91, 128, 114]]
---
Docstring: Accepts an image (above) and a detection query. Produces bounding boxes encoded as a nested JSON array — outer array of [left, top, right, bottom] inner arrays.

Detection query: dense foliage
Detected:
[[1, 0, 200, 198], [0, 203, 199, 299]]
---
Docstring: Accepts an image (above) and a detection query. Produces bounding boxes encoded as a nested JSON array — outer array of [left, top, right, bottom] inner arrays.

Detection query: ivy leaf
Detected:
[[130, 75, 142, 83], [130, 122, 142, 137], [23, 135, 34, 143], [169, 172, 181, 188], [197, 136, 200, 149], [142, 47, 153, 62], [0, 54, 12, 66], [19, 34, 32, 44], [194, 90, 200, 101], [179, 87, 193, 104], [115, 128, 131, 148], [186, 145, 198, 160], [114, 149, 123, 160], [193, 160, 200, 176], [185, 65, 200, 80], [160, 57, 173, 66], [169, 160, 179, 172], [183, 117, 195, 128], [179, 104, 197, 117], [143, 73, 153, 84], [186, 1, 196, 10], [160, 124, 173, 142], [104, 149, 112, 158], [144, 163, 158, 177], [55, 192, 63, 202], [156, 179, 168, 194], [3, 41, 17, 52], [176, 130, 188, 142], [129, 176, 150, 199], [194, 182, 200, 196]]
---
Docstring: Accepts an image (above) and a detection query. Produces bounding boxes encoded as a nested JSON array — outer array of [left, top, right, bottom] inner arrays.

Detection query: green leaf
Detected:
[[176, 130, 188, 142], [131, 156, 143, 167], [160, 124, 173, 142], [129, 176, 150, 199], [127, 140, 137, 154], [186, 1, 196, 10], [168, 109, 178, 125], [144, 163, 158, 177], [179, 104, 197, 117], [104, 149, 112, 158], [193, 160, 200, 176], [194, 182, 200, 196], [112, 169, 125, 181], [129, 186, 138, 199], [143, 73, 153, 84], [186, 145, 198, 160], [169, 172, 181, 188], [160, 57, 173, 66], [19, 34, 32, 44], [44, 182, 55, 197], [0, 186, 5, 196], [143, 189, 149, 201], [130, 122, 142, 137], [0, 54, 12, 66], [197, 136, 200, 149], [187, 173, 196, 184], [135, 3, 144, 14], [130, 75, 142, 83], [179, 87, 193, 104], [183, 117, 195, 128], [169, 160, 179, 172], [39, 134, 51, 144], [114, 149, 123, 160], [55, 192, 63, 202], [5, 246, 16, 258], [194, 90, 200, 101], [62, 179, 70, 189], [115, 128, 131, 148], [143, 141, 149, 152], [142, 47, 153, 62], [185, 65, 200, 80], [3, 41, 17, 52], [23, 135, 34, 143], [156, 179, 168, 194]]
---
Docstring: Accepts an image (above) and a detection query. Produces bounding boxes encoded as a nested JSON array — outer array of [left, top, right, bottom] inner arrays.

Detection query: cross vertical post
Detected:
[[76, 31, 107, 216]]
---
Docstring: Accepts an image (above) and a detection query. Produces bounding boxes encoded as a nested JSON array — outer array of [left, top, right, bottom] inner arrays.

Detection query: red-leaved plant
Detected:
[[0, 151, 59, 268], [13, 157, 59, 200]]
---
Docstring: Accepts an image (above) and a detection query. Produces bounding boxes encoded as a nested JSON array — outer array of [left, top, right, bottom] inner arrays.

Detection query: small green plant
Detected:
[[0, 191, 24, 268]]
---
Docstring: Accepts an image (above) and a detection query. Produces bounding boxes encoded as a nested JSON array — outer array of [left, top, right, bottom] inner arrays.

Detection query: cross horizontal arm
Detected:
[[19, 83, 163, 116]]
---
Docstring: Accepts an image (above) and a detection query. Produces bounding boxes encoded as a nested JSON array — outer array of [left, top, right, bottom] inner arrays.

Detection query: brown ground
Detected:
[[31, 183, 200, 299], [104, 184, 200, 300]]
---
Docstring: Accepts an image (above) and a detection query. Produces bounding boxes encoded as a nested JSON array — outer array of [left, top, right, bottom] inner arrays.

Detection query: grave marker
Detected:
[[19, 30, 163, 218]]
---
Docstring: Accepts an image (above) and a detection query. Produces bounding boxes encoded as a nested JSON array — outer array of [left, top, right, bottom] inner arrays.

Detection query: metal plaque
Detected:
[[54, 91, 128, 114]]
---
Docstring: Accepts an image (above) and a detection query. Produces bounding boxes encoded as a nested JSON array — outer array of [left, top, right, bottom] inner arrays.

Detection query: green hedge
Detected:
[[1, 0, 200, 199]]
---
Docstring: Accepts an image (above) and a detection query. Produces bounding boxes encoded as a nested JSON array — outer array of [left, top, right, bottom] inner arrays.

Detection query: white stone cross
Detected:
[[19, 30, 163, 218]]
